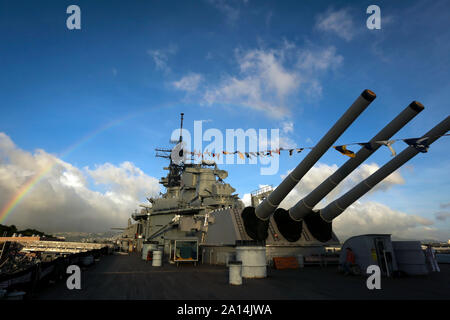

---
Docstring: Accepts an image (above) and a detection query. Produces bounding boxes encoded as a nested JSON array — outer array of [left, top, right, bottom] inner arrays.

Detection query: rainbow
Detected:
[[0, 106, 161, 224], [0, 166, 54, 224]]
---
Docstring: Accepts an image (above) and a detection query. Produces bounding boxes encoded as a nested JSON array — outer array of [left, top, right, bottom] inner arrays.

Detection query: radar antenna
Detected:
[[155, 113, 192, 187]]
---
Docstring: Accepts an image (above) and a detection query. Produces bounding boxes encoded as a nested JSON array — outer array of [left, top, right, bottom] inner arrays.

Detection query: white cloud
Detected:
[[249, 126, 296, 151], [191, 44, 343, 118], [241, 193, 251, 206], [86, 161, 160, 203], [238, 49, 300, 98], [0, 133, 160, 233], [295, 46, 343, 97], [346, 162, 405, 192], [147, 45, 178, 73], [315, 8, 355, 41], [279, 162, 404, 209], [333, 201, 441, 241], [297, 46, 343, 73], [281, 121, 294, 134], [203, 74, 291, 117], [172, 73, 203, 92]]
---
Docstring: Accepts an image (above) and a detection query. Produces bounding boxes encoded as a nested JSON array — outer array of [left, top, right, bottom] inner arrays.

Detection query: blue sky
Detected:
[[0, 0, 449, 238]]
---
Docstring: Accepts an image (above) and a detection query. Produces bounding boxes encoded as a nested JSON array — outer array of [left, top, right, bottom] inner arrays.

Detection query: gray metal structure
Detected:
[[339, 234, 398, 276], [303, 115, 450, 242], [120, 96, 448, 263], [242, 90, 376, 241], [289, 101, 424, 221], [123, 114, 244, 255], [128, 161, 243, 255], [321, 116, 449, 222], [273, 101, 425, 242]]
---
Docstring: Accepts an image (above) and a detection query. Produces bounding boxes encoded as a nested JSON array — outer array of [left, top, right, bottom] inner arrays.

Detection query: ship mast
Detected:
[[155, 113, 187, 188], [179, 112, 184, 143]]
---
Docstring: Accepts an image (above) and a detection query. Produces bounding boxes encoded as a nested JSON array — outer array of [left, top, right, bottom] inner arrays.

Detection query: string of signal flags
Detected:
[[182, 133, 450, 160]]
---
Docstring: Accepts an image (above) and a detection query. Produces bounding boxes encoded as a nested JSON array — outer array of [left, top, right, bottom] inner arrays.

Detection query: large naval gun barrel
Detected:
[[277, 101, 424, 230], [305, 115, 450, 242], [242, 89, 377, 240], [321, 115, 449, 221]]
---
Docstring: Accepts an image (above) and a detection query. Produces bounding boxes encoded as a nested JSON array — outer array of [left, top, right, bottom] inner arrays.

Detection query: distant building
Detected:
[[0, 236, 40, 243]]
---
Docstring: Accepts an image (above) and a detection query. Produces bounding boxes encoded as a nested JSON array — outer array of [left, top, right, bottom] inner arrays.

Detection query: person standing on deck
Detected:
[[342, 247, 355, 275]]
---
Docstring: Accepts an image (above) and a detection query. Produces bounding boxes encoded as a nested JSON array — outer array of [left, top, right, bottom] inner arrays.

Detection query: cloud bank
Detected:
[[0, 133, 160, 233], [172, 42, 343, 118]]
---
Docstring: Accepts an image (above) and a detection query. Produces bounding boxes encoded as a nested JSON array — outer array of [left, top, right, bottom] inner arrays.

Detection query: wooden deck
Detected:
[[35, 252, 450, 300]]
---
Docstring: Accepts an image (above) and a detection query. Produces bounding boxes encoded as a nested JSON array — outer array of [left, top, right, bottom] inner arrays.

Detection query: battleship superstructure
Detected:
[[119, 114, 244, 257], [119, 90, 449, 264]]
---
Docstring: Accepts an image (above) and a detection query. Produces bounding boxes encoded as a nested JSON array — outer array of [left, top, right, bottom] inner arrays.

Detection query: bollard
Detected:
[[229, 261, 242, 285]]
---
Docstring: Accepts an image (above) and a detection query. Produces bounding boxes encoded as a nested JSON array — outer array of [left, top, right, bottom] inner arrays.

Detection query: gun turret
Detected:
[[304, 115, 449, 242], [273, 101, 425, 242], [241, 90, 377, 240]]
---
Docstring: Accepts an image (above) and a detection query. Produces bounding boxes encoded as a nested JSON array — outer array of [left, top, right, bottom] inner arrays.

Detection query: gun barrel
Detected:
[[288, 101, 424, 221], [254, 89, 376, 220], [320, 115, 450, 222]]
